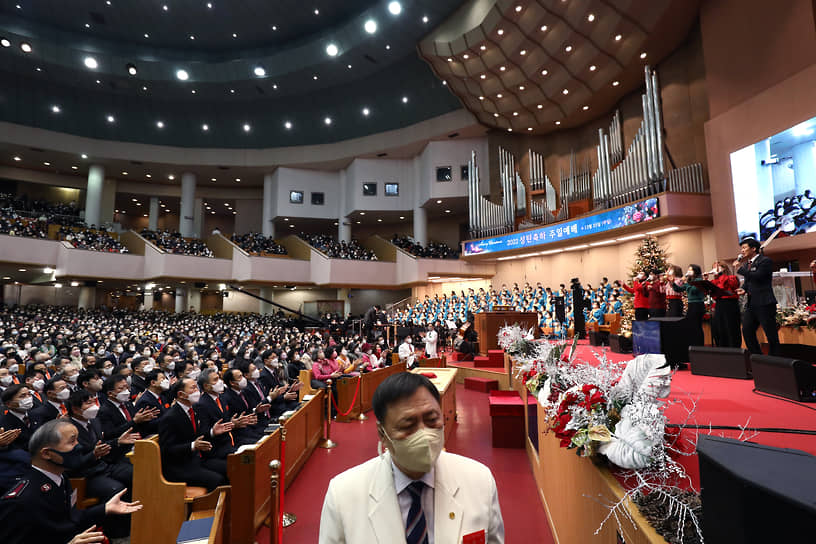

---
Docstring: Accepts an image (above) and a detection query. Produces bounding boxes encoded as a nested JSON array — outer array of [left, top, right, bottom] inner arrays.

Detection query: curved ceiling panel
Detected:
[[418, 0, 701, 134]]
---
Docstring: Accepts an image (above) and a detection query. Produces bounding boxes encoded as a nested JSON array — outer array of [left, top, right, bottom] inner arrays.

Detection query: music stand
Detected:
[[691, 279, 736, 298]]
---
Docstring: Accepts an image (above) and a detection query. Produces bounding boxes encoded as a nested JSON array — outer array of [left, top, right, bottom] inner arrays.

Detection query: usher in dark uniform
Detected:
[[737, 253, 780, 355], [0, 466, 106, 543]]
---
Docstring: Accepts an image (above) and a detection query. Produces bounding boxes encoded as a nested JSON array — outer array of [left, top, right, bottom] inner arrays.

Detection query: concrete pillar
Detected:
[[78, 287, 96, 310], [792, 141, 816, 196], [179, 172, 196, 237], [193, 197, 203, 238], [174, 287, 186, 313], [259, 287, 275, 315], [100, 178, 117, 225], [414, 206, 428, 246], [186, 287, 201, 313], [143, 292, 154, 310], [338, 169, 350, 242], [337, 288, 351, 316], [262, 174, 275, 238], [84, 165, 105, 228], [338, 217, 351, 243], [148, 197, 159, 231]]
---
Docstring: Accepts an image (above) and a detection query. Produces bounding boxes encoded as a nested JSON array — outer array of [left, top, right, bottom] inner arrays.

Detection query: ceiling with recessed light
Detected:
[[418, 0, 701, 134], [0, 0, 464, 148]]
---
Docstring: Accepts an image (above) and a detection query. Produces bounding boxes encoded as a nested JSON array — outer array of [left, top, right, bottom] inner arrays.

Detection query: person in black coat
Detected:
[[734, 238, 780, 355], [98, 375, 159, 440], [220, 368, 262, 446], [133, 369, 171, 436], [158, 378, 231, 491], [0, 385, 37, 451], [194, 369, 236, 476], [571, 278, 587, 340], [0, 419, 142, 544], [29, 377, 70, 427]]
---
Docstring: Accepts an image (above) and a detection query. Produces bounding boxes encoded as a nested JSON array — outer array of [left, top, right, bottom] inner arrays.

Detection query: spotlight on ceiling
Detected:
[[388, 1, 402, 15], [84, 56, 98, 69], [126, 63, 137, 76], [242, 123, 251, 132], [324, 117, 332, 125], [176, 69, 189, 81], [51, 105, 61, 113], [106, 114, 115, 123], [640, 52, 647, 59], [284, 121, 292, 130], [156, 120, 164, 129], [326, 43, 339, 57], [202, 123, 209, 131], [253, 66, 266, 77], [362, 107, 370, 116], [364, 19, 377, 33], [0, 38, 11, 48], [20, 42, 32, 53], [401, 96, 408, 104]]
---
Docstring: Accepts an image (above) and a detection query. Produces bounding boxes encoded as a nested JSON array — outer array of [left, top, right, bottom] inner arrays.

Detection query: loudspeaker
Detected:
[[776, 343, 816, 362], [751, 355, 816, 402], [689, 346, 751, 379], [650, 317, 691, 367]]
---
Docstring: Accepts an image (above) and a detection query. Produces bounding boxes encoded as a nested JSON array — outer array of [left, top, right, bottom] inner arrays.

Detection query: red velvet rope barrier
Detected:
[[329, 376, 362, 416], [278, 431, 286, 544]]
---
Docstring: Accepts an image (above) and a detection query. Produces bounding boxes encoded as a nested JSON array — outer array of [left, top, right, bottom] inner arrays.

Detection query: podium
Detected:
[[474, 311, 538, 355]]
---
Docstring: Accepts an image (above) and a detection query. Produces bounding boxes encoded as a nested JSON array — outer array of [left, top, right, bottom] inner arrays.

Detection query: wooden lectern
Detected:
[[474, 311, 539, 354]]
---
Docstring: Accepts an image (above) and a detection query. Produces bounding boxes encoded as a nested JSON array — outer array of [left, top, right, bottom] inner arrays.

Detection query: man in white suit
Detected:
[[398, 335, 417, 369], [319, 373, 504, 544], [422, 325, 438, 359]]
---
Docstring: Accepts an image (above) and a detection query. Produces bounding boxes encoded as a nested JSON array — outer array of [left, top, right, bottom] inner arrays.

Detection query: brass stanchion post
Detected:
[[268, 460, 281, 544], [277, 416, 296, 527], [318, 380, 337, 448]]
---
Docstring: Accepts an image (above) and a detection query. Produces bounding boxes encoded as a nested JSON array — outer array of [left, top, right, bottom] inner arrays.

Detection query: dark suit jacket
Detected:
[[221, 388, 261, 444], [29, 401, 61, 427], [196, 394, 236, 459], [129, 374, 148, 400], [98, 398, 136, 440], [68, 417, 120, 479], [0, 411, 36, 451], [738, 255, 777, 307], [158, 403, 205, 480], [133, 390, 169, 436]]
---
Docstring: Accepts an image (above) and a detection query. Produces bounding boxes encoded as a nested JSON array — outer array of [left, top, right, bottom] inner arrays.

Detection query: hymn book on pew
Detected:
[[176, 517, 213, 544]]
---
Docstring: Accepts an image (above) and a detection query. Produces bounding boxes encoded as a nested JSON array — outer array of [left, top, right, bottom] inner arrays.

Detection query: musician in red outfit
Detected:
[[644, 272, 667, 318], [708, 261, 742, 348], [622, 271, 650, 321], [665, 265, 685, 317]]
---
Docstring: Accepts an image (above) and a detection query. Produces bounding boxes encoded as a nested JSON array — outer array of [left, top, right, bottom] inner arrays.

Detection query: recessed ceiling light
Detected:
[[445, 209, 451, 213], [589, 65, 597, 71], [314, 8, 319, 15], [81, 153, 88, 159], [272, 25, 277, 31], [210, 178, 216, 182], [377, 218, 382, 222], [176, 69, 189, 80], [230, 89, 235, 94], [515, 5, 522, 12], [189, 35, 195, 40], [362, 107, 370, 116], [499, 66, 506, 71], [359, 212, 365, 215], [106, 114, 115, 123], [84, 56, 98, 69], [347, 64, 352, 69], [121, 171, 128, 175], [144, 33, 149, 38], [284, 121, 292, 130], [612, 80, 620, 86], [497, 29, 504, 35], [126, 63, 137, 75], [480, 74, 486, 79], [364, 19, 377, 34], [242, 123, 251, 132], [191, 89, 196, 94], [51, 105, 61, 113], [555, 121, 561, 125], [422, 15, 428, 23], [541, 69, 549, 75], [254, 66, 266, 77], [18, 268, 26, 272], [43, 161, 50, 166], [401, 96, 408, 103], [640, 52, 647, 59], [95, 79, 101, 84], [168, 174, 175, 180], [232, 33, 238, 38], [436, 200, 442, 204], [326, 43, 339, 56], [146, 173, 152, 178], [385, 44, 390, 50], [235, 178, 241, 182], [519, 85, 525, 90], [202, 123, 209, 131], [520, 49, 527, 55], [324, 117, 332, 125], [582, 105, 589, 110], [462, 54, 469, 59], [565, 45, 573, 52], [537, 104, 543, 109], [540, 25, 548, 32], [156, 120, 164, 128], [71, 165, 78, 169], [399, 216, 405, 219], [313, 75, 318, 80], [142, 85, 147, 91], [587, 13, 595, 22], [13, 156, 21, 161], [496, 93, 503, 98], [493, 113, 499, 117], [20, 42, 32, 53], [615, 34, 622, 41], [388, 1, 402, 15], [479, 96, 484, 100], [527, 127, 533, 131], [447, 57, 453, 62], [0, 38, 11, 48], [513, 112, 518, 116], [562, 88, 569, 95]]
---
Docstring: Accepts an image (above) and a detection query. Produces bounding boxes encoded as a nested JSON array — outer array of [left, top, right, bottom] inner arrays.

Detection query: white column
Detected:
[[143, 292, 154, 310], [148, 197, 159, 231], [193, 197, 203, 238], [186, 287, 201, 312], [337, 288, 351, 316], [78, 287, 96, 310], [792, 142, 816, 196], [84, 165, 105, 227], [179, 172, 196, 237], [260, 286, 275, 315], [100, 178, 117, 224], [174, 288, 187, 313], [414, 206, 428, 246], [262, 174, 275, 238], [338, 218, 351, 243]]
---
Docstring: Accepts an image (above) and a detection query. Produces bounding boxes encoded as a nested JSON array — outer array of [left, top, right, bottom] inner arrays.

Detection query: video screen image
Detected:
[[730, 117, 816, 242]]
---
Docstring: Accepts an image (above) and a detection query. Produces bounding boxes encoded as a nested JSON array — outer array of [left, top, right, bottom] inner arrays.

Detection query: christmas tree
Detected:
[[619, 235, 670, 335]]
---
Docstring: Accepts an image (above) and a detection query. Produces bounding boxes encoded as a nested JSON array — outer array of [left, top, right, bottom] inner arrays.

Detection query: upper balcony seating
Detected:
[[58, 225, 129, 253], [391, 234, 460, 259], [230, 232, 287, 256], [300, 233, 377, 261], [140, 228, 214, 258]]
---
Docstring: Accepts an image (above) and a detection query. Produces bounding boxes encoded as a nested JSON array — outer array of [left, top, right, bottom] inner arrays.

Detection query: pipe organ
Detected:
[[467, 150, 514, 238], [560, 152, 592, 202]]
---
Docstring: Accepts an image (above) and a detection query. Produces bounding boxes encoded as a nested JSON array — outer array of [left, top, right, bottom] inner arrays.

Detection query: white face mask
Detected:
[[8, 363, 19, 374], [126, 375, 132, 386], [405, 338, 412, 344], [166, 361, 176, 371], [159, 379, 170, 391], [82, 405, 100, 420], [65, 373, 78, 384], [116, 346, 124, 353], [102, 367, 113, 377], [115, 390, 131, 403], [31, 378, 45, 392], [237, 377, 248, 390], [17, 396, 34, 411], [250, 369, 260, 380], [187, 390, 201, 404], [55, 388, 70, 401], [188, 369, 201, 381], [0, 375, 12, 386], [212, 380, 226, 394], [142, 363, 155, 373], [380, 426, 444, 474], [210, 353, 219, 360]]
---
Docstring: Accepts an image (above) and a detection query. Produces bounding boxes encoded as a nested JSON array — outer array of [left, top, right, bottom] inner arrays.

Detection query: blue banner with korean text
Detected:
[[462, 197, 659, 256]]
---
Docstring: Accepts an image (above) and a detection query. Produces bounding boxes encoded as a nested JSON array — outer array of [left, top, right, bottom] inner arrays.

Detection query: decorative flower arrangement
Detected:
[[500, 324, 703, 543], [776, 302, 816, 329]]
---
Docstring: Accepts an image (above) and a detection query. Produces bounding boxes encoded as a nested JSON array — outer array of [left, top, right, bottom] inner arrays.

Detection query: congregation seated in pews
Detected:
[[391, 234, 460, 259], [140, 228, 214, 257], [230, 232, 288, 256], [300, 232, 377, 260], [58, 225, 129, 253]]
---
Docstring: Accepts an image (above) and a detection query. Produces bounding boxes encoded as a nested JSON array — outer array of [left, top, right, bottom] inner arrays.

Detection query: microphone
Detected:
[[737, 254, 744, 261]]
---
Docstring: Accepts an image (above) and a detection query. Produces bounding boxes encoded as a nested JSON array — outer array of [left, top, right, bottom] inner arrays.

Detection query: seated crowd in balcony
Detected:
[[391, 234, 460, 259], [140, 228, 214, 257], [230, 232, 288, 256], [0, 193, 83, 223], [58, 225, 129, 253], [0, 214, 48, 238], [300, 233, 377, 260]]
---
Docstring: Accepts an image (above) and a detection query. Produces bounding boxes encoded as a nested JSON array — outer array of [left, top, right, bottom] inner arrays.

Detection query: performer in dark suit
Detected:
[[363, 305, 380, 340], [158, 378, 231, 491], [734, 237, 780, 355], [571, 278, 586, 339], [0, 419, 142, 544]]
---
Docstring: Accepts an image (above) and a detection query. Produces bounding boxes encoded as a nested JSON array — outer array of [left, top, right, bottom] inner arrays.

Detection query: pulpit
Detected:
[[473, 311, 538, 354]]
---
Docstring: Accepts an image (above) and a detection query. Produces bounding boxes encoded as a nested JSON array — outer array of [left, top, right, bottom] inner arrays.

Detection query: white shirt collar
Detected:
[[750, 254, 759, 263], [48, 400, 63, 411], [390, 457, 435, 495], [32, 465, 63, 487], [71, 416, 89, 430]]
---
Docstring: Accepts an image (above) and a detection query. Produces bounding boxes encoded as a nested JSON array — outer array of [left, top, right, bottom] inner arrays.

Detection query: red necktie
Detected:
[[188, 407, 197, 433], [120, 403, 132, 422], [215, 398, 234, 446]]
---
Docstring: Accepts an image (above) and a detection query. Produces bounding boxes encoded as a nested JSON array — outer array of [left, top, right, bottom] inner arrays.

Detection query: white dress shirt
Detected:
[[391, 459, 435, 544]]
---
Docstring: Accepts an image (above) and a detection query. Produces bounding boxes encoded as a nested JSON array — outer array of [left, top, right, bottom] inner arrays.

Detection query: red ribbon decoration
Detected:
[[329, 376, 362, 416]]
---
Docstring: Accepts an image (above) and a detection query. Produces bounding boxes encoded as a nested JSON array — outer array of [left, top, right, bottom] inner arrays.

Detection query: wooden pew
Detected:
[[416, 356, 446, 368], [599, 313, 621, 334], [333, 363, 407, 422], [298, 369, 319, 401], [280, 390, 324, 488], [69, 477, 100, 509], [226, 429, 281, 544], [127, 436, 227, 544], [181, 486, 229, 544]]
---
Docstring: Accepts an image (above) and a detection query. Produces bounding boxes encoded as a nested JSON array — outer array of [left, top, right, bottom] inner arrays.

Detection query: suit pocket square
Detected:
[[463, 529, 486, 544]]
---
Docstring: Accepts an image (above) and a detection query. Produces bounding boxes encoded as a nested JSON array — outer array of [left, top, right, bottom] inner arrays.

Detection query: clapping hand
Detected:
[[0, 427, 21, 448], [230, 413, 247, 428], [104, 489, 143, 515], [270, 384, 287, 399], [211, 418, 234, 436], [193, 435, 212, 452], [255, 403, 271, 414], [240, 412, 258, 426], [117, 428, 141, 446], [69, 526, 106, 544], [93, 440, 112, 459], [133, 407, 160, 424]]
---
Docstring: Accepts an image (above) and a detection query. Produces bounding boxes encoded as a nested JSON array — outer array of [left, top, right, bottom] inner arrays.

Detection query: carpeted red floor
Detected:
[[256, 382, 555, 543]]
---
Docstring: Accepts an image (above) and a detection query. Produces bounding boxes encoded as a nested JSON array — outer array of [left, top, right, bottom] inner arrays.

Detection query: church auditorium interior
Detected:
[[1, 0, 816, 543]]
